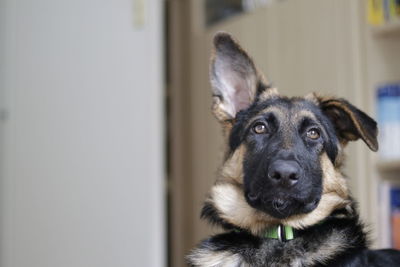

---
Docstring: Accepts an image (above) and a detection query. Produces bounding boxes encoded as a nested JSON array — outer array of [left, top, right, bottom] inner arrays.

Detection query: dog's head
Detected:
[[203, 32, 378, 234]]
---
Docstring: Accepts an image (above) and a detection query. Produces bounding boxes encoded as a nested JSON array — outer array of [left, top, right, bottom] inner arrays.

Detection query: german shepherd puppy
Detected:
[[187, 33, 400, 266]]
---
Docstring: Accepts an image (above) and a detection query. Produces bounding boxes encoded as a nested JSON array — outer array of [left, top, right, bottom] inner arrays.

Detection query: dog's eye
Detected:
[[306, 128, 320, 140], [253, 123, 267, 134]]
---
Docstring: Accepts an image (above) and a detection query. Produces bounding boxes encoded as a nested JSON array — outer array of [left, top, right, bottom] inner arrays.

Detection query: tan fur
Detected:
[[301, 230, 350, 266], [258, 87, 279, 101], [292, 109, 317, 122], [210, 183, 278, 235], [257, 106, 286, 118], [304, 92, 320, 105], [244, 106, 286, 130], [187, 248, 247, 267], [219, 145, 246, 184], [211, 96, 234, 123], [209, 152, 351, 233], [252, 105, 318, 125], [283, 193, 350, 229], [320, 153, 349, 198]]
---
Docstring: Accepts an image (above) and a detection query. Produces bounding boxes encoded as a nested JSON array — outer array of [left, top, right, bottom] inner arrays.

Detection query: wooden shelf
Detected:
[[371, 21, 400, 37], [377, 160, 400, 172]]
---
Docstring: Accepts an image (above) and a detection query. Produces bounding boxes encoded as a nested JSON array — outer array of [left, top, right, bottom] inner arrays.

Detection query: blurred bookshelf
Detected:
[[377, 160, 400, 172], [371, 20, 400, 36], [368, 0, 400, 36], [375, 82, 400, 249], [368, 0, 400, 250]]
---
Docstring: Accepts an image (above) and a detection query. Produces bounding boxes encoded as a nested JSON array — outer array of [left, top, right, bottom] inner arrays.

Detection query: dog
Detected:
[[187, 32, 400, 266]]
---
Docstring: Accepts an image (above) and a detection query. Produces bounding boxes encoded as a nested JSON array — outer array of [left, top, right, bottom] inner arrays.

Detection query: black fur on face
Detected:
[[229, 97, 340, 219]]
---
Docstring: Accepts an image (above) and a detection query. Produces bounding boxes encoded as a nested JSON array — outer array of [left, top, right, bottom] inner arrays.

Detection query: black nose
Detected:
[[268, 160, 300, 187]]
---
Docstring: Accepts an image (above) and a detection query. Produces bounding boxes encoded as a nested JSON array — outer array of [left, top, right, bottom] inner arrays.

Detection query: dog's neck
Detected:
[[202, 149, 352, 236], [202, 197, 355, 238]]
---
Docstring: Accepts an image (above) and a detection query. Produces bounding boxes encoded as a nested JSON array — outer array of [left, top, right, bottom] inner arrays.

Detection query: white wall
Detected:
[[0, 0, 165, 266]]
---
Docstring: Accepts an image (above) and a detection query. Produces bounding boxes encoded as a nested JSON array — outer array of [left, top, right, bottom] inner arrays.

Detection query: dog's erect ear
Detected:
[[210, 32, 263, 121], [320, 97, 378, 151]]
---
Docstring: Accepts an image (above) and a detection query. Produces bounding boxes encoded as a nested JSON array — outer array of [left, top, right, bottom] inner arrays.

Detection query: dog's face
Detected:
[[233, 98, 335, 219], [203, 33, 378, 233]]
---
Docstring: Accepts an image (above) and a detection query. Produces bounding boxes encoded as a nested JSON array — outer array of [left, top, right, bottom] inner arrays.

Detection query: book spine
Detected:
[[368, 0, 385, 25], [377, 83, 400, 160], [367, 0, 400, 24], [392, 0, 400, 19]]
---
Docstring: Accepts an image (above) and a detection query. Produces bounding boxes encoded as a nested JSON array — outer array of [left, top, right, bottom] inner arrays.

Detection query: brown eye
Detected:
[[253, 123, 267, 134], [306, 128, 320, 140]]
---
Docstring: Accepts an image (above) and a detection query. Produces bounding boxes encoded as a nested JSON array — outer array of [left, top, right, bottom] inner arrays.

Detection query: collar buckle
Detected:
[[277, 224, 283, 242]]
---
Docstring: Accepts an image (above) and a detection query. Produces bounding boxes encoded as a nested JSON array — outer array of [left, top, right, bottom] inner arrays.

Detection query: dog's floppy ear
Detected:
[[319, 97, 378, 151], [210, 32, 266, 122]]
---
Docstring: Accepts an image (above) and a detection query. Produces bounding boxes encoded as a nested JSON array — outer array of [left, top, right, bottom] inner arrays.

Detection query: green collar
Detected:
[[234, 224, 295, 241], [264, 224, 294, 241]]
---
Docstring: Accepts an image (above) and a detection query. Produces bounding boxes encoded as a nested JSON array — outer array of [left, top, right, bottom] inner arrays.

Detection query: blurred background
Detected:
[[1, 0, 400, 266]]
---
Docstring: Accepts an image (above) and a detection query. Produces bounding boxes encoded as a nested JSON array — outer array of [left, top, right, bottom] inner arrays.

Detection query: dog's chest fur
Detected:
[[188, 214, 367, 267]]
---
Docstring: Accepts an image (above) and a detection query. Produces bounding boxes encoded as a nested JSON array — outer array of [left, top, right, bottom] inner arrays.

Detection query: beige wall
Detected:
[[0, 0, 165, 266]]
